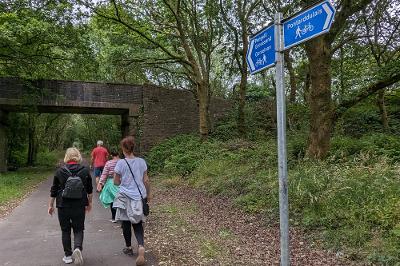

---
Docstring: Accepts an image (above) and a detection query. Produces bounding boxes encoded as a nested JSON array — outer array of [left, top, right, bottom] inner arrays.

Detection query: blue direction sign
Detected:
[[246, 25, 275, 74], [283, 0, 335, 49]]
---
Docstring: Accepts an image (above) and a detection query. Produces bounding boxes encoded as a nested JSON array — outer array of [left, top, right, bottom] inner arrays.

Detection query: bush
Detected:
[[146, 134, 220, 176], [8, 149, 26, 167], [36, 149, 60, 167], [338, 102, 384, 137], [330, 133, 400, 161]]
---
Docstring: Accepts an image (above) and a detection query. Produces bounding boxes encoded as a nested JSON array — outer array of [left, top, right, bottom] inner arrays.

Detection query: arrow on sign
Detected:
[[283, 0, 336, 50], [247, 40, 256, 71], [322, 3, 334, 30]]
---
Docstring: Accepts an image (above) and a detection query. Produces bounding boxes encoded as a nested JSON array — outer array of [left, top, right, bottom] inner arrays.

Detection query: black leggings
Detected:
[[121, 221, 144, 247], [58, 207, 85, 256], [110, 203, 116, 220]]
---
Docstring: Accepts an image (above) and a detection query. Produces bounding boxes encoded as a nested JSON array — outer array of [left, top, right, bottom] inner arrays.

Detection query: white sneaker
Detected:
[[72, 248, 83, 265], [62, 256, 73, 264]]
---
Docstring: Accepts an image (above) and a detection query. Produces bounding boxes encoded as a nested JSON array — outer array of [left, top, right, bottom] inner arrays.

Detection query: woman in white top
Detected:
[[113, 136, 151, 266]]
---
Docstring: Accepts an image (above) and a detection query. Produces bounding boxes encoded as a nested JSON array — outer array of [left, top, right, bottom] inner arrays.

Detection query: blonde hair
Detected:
[[64, 147, 82, 163]]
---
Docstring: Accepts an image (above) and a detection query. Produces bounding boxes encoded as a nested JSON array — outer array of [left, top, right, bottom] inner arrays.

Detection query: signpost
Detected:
[[283, 1, 335, 49], [246, 25, 275, 74], [274, 12, 289, 266], [247, 1, 336, 266]]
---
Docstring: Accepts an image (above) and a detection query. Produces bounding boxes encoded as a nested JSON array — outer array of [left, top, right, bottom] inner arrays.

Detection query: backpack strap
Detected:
[[63, 165, 73, 175]]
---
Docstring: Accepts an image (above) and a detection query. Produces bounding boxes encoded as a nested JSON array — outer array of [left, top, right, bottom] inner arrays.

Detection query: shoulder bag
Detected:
[[124, 158, 149, 216]]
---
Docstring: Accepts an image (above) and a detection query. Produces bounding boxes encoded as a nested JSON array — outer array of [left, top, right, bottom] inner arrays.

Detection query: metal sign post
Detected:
[[274, 12, 289, 266], [246, 2, 336, 266]]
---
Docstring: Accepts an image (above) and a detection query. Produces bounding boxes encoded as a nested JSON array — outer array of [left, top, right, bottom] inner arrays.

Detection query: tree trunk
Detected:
[[377, 89, 389, 130], [305, 37, 334, 159], [284, 51, 297, 103], [0, 110, 8, 172], [198, 82, 210, 140], [303, 67, 311, 104], [238, 31, 248, 138], [237, 74, 247, 138], [27, 114, 37, 166]]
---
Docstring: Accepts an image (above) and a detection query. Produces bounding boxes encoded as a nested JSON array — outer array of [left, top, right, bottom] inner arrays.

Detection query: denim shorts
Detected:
[[94, 167, 104, 177]]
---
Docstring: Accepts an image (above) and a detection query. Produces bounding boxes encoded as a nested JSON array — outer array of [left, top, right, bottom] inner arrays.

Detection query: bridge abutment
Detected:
[[0, 110, 8, 172], [121, 112, 141, 153], [121, 113, 137, 137]]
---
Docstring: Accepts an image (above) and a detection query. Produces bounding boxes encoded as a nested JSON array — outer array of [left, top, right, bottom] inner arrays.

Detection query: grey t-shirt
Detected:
[[114, 157, 148, 200]]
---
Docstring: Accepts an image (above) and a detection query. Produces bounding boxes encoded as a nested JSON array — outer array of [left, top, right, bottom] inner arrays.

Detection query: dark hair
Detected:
[[120, 136, 135, 154], [110, 150, 119, 157]]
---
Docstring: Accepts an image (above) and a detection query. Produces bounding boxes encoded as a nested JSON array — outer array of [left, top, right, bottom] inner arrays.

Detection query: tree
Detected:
[[361, 0, 400, 131], [220, 0, 262, 138], [81, 0, 223, 139], [0, 0, 93, 80]]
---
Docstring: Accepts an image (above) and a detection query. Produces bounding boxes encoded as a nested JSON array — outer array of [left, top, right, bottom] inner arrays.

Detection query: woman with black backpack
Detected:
[[48, 147, 93, 265]]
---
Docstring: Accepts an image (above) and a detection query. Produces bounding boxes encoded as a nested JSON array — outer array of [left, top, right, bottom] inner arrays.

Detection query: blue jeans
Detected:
[[94, 167, 104, 177]]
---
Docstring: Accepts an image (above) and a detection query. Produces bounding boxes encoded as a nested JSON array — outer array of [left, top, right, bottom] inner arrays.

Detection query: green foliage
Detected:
[[8, 149, 26, 167], [63, 114, 121, 152], [211, 101, 310, 143], [7, 113, 121, 168], [147, 132, 400, 263], [147, 135, 220, 176], [330, 133, 400, 161], [35, 150, 60, 167], [0, 168, 53, 205], [337, 102, 384, 137], [0, 1, 94, 80]]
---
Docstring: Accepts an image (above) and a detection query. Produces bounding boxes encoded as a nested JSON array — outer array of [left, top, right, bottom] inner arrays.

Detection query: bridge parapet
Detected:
[[0, 77, 231, 172]]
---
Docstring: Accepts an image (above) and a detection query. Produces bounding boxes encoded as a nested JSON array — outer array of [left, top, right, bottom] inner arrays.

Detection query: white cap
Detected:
[[97, 140, 103, 146]]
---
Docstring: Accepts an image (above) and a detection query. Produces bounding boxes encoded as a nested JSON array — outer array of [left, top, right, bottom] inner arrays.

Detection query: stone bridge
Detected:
[[0, 78, 230, 172]]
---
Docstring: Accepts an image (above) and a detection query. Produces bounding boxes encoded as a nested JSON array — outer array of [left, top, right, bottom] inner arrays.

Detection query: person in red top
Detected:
[[91, 140, 109, 190]]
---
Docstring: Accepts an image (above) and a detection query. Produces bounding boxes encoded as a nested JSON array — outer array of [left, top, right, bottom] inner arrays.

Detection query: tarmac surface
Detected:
[[0, 172, 157, 266]]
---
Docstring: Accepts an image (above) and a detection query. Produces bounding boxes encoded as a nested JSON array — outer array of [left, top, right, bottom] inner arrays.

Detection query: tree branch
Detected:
[[335, 71, 400, 119], [326, 0, 373, 45], [90, 2, 190, 66]]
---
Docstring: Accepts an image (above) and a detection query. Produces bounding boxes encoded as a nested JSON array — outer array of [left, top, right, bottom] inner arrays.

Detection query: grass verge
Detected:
[[0, 167, 53, 206]]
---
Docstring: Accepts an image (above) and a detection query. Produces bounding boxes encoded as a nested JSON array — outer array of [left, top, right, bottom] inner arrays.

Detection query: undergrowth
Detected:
[[0, 167, 53, 205], [146, 133, 400, 264]]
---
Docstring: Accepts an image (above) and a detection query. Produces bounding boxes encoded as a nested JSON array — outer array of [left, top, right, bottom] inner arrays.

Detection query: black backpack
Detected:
[[62, 166, 85, 199]]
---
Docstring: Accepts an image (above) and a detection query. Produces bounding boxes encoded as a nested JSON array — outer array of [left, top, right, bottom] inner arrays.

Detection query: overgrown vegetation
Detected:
[[0, 168, 53, 205], [146, 100, 400, 264], [7, 113, 121, 168]]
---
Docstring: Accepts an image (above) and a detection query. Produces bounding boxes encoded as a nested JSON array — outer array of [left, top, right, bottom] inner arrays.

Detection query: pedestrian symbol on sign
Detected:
[[295, 27, 301, 39]]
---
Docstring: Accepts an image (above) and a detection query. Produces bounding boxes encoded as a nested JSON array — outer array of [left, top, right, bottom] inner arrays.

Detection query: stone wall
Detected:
[[139, 86, 232, 152], [140, 86, 200, 152]]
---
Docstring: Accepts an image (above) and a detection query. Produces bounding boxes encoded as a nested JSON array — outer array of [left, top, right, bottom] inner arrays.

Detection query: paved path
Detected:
[[0, 175, 157, 266]]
